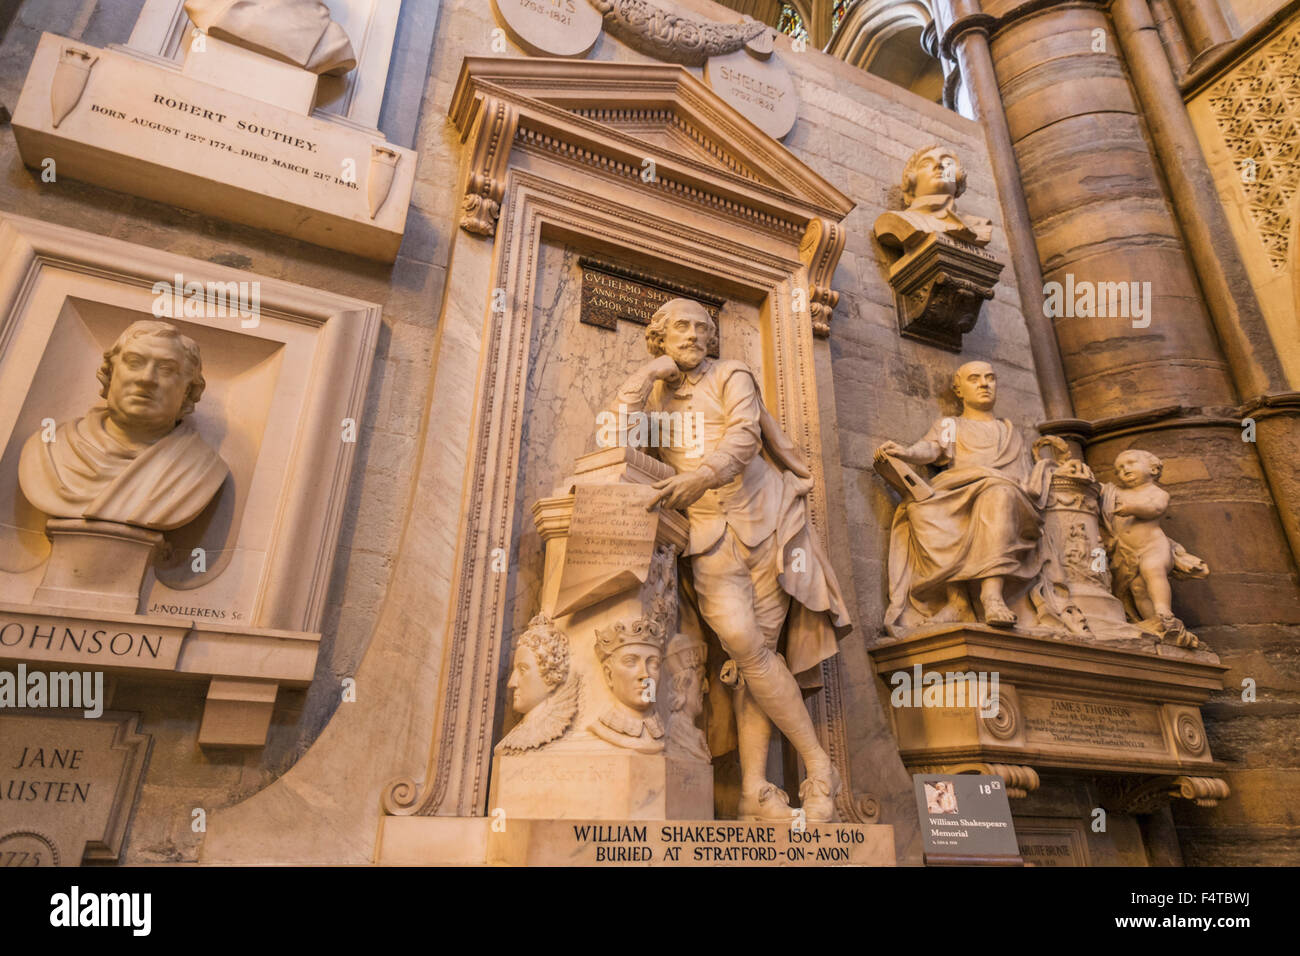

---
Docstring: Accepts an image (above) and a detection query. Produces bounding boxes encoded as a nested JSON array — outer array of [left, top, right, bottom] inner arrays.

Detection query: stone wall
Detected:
[[0, 0, 1048, 864]]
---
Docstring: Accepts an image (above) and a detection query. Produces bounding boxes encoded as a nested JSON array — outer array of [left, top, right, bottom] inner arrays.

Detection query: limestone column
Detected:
[[940, 0, 1300, 864], [1169, 0, 1233, 56]]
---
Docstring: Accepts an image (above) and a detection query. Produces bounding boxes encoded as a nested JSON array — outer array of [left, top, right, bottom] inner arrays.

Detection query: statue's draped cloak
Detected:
[[19, 407, 229, 530]]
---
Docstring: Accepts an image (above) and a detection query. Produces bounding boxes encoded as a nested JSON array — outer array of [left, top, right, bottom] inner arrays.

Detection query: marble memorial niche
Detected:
[[873, 146, 1004, 351], [17, 320, 229, 614]]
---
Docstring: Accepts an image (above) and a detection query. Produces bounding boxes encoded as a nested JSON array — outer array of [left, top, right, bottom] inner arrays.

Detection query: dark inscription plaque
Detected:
[[579, 257, 724, 357]]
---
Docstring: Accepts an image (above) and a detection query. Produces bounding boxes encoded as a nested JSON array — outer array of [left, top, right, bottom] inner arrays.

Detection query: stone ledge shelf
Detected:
[[0, 601, 319, 748], [869, 624, 1230, 805]]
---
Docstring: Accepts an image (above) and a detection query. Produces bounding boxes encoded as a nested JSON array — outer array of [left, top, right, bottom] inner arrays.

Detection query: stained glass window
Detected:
[[831, 0, 854, 36], [778, 4, 809, 41]]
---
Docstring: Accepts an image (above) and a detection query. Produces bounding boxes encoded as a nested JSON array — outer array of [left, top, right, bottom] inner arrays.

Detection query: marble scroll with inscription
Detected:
[[554, 483, 661, 617]]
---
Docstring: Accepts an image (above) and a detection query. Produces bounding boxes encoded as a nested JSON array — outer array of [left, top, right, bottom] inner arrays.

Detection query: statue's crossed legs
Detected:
[[692, 530, 840, 822]]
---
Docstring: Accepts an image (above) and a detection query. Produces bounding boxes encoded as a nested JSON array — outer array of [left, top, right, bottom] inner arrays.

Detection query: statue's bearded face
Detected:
[[507, 645, 551, 716], [602, 645, 661, 712], [954, 362, 997, 411], [106, 335, 191, 434], [661, 306, 714, 371]]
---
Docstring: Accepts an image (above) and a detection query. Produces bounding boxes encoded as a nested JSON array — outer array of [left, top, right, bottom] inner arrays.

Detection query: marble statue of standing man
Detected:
[[608, 298, 851, 822], [19, 320, 228, 531]]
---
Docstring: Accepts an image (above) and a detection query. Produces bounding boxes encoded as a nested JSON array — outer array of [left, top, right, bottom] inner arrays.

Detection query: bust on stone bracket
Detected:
[[874, 145, 1004, 352]]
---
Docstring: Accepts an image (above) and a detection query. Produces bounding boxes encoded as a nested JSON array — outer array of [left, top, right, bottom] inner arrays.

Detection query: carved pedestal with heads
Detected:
[[487, 446, 714, 821], [885, 234, 1004, 352]]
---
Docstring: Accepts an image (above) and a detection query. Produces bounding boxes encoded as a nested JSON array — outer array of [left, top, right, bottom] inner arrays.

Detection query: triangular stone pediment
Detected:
[[450, 56, 854, 223]]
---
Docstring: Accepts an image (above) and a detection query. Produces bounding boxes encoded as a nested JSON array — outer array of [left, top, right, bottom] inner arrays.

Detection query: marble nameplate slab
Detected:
[[13, 34, 415, 261], [487, 819, 894, 866], [0, 602, 317, 684], [0, 712, 149, 865], [579, 257, 723, 357], [1019, 693, 1167, 756]]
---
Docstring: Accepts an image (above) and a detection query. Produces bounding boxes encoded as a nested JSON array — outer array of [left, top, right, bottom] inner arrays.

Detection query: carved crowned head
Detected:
[[902, 144, 966, 207], [1114, 449, 1163, 488], [98, 320, 206, 438], [646, 298, 718, 370], [508, 614, 570, 715], [595, 616, 665, 713], [952, 360, 997, 413]]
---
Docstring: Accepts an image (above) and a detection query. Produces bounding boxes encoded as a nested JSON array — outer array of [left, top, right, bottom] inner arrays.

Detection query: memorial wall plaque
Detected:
[[488, 819, 893, 866], [0, 712, 150, 865], [704, 48, 797, 140], [1020, 693, 1167, 755], [1015, 818, 1090, 867], [12, 34, 416, 261], [913, 773, 1021, 865], [579, 258, 723, 357], [492, 0, 604, 58], [554, 483, 660, 616]]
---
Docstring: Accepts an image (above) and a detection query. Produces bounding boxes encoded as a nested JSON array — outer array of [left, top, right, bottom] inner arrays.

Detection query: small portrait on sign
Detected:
[[925, 781, 958, 815]]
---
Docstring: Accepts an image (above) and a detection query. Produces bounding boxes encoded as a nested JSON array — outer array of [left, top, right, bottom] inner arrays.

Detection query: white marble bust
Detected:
[[874, 144, 993, 252], [184, 0, 357, 76], [19, 320, 229, 531]]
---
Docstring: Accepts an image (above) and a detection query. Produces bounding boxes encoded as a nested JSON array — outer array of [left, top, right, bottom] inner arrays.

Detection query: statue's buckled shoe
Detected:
[[799, 765, 841, 824], [739, 782, 791, 821]]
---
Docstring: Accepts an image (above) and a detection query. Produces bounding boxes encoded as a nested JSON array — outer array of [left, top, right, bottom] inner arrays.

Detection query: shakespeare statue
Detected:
[[874, 361, 1082, 632], [874, 145, 993, 253], [608, 298, 851, 822], [19, 320, 229, 531], [184, 0, 357, 75]]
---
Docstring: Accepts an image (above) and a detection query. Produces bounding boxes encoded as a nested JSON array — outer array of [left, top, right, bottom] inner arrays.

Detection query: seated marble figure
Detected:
[[19, 320, 228, 532], [874, 361, 1079, 632]]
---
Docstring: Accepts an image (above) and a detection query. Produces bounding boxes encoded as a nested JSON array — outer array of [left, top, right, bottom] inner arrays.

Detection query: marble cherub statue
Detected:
[[19, 320, 229, 531], [874, 144, 993, 253], [184, 0, 357, 75], [1100, 450, 1209, 648], [608, 298, 851, 822], [590, 616, 666, 754], [496, 614, 580, 754], [874, 361, 1082, 633], [665, 631, 710, 762]]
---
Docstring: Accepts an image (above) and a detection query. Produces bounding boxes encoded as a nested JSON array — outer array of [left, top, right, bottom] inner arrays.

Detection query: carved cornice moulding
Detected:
[[588, 0, 768, 65], [449, 57, 854, 336]]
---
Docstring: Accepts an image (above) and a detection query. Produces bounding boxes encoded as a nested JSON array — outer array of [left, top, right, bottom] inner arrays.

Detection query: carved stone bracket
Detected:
[[914, 762, 1041, 798], [799, 218, 846, 338], [885, 233, 1004, 351], [589, 0, 767, 65], [1100, 774, 1231, 814], [460, 94, 519, 236]]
